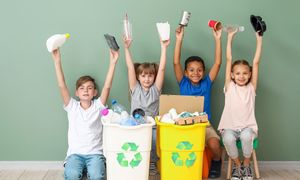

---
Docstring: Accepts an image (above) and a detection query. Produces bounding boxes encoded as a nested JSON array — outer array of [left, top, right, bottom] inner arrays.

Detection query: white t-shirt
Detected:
[[64, 97, 105, 157]]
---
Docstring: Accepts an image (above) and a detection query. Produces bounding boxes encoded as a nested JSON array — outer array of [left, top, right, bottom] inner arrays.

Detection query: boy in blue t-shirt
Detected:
[[173, 25, 222, 178]]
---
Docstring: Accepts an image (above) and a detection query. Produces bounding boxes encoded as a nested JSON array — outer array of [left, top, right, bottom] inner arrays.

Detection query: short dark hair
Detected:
[[76, 75, 97, 90], [184, 56, 205, 71]]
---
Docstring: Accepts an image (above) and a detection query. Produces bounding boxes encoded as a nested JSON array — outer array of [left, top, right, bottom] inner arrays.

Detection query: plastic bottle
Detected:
[[134, 114, 145, 124], [101, 108, 121, 124], [120, 112, 138, 126], [111, 99, 127, 114], [223, 25, 245, 33], [46, 33, 70, 52], [123, 13, 132, 40]]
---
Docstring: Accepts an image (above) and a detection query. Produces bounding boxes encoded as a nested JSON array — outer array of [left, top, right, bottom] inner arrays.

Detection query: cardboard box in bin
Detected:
[[159, 95, 208, 125]]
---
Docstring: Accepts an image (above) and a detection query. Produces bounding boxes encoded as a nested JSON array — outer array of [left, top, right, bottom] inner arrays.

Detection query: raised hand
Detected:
[[227, 28, 238, 39], [109, 49, 119, 64], [51, 49, 61, 62], [175, 26, 184, 41], [161, 39, 170, 48], [123, 36, 132, 49], [213, 28, 222, 40]]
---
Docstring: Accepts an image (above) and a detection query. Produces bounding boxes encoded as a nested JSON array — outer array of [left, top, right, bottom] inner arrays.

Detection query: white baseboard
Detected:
[[0, 161, 63, 170], [0, 161, 299, 170]]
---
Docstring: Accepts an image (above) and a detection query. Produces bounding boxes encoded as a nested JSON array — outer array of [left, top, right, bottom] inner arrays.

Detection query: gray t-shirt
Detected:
[[130, 83, 161, 117]]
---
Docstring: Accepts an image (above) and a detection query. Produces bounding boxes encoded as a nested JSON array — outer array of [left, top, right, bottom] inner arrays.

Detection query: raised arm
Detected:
[[100, 49, 119, 105], [123, 37, 137, 91], [251, 32, 263, 91], [224, 29, 238, 90], [155, 39, 170, 91], [51, 49, 70, 106], [209, 29, 222, 81], [173, 26, 185, 83]]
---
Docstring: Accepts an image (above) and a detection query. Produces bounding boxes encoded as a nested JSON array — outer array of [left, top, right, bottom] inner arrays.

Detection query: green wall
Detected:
[[0, 0, 299, 161]]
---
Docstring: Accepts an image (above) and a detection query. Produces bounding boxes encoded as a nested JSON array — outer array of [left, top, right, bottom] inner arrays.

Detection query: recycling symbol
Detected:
[[171, 141, 196, 167], [117, 142, 142, 168]]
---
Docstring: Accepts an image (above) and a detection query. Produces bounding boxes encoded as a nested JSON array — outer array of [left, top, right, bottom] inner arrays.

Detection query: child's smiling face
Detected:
[[231, 64, 252, 86], [138, 71, 155, 90], [185, 61, 205, 85]]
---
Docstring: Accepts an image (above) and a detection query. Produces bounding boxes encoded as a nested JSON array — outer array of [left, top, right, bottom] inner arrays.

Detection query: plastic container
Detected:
[[101, 108, 121, 124], [123, 13, 132, 40], [102, 116, 155, 180], [111, 99, 126, 114], [156, 118, 209, 180], [223, 24, 245, 33], [156, 22, 170, 41], [208, 20, 222, 31], [134, 114, 145, 124], [46, 33, 70, 52]]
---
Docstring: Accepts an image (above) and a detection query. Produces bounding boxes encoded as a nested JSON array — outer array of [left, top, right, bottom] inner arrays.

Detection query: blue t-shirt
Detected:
[[179, 75, 212, 121]]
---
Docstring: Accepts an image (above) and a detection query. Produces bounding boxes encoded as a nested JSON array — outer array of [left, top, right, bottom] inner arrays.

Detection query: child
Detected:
[[174, 25, 222, 178], [51, 48, 119, 180], [218, 29, 263, 180], [123, 36, 170, 175]]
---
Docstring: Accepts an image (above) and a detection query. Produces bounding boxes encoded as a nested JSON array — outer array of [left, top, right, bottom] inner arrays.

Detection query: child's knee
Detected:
[[88, 169, 105, 180], [64, 168, 82, 180], [222, 133, 236, 146]]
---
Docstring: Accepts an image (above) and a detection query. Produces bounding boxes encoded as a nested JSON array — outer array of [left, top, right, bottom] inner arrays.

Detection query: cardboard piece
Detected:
[[159, 94, 208, 125]]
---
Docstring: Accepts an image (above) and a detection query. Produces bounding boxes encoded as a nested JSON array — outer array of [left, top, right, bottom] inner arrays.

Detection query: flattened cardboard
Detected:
[[159, 94, 204, 115]]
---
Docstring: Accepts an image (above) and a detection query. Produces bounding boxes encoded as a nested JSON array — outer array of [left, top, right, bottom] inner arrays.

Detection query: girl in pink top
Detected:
[[218, 29, 263, 180]]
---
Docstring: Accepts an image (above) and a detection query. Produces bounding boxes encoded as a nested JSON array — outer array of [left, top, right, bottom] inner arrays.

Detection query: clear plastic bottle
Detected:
[[134, 114, 145, 124], [111, 99, 126, 114], [46, 33, 70, 52], [223, 24, 245, 33], [123, 13, 132, 40]]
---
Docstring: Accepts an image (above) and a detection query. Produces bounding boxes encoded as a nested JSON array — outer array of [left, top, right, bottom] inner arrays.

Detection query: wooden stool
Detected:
[[223, 138, 260, 179]]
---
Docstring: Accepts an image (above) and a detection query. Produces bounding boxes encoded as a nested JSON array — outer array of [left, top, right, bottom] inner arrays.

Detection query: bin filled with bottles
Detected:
[[102, 99, 155, 180]]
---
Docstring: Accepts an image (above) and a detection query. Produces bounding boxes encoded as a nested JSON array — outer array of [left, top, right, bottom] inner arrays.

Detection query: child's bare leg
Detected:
[[207, 137, 222, 160]]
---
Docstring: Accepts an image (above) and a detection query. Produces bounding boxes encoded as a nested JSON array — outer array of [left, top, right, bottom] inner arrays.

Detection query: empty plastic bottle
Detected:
[[223, 24, 245, 33], [134, 114, 146, 124], [101, 108, 121, 124], [111, 99, 127, 114], [120, 112, 138, 126], [46, 33, 70, 52]]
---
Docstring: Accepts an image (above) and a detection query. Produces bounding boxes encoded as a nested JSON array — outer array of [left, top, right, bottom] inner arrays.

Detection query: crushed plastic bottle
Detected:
[[46, 33, 70, 52], [223, 24, 245, 33]]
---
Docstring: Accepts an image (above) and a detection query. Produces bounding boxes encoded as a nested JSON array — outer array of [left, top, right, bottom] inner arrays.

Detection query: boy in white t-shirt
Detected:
[[51, 48, 119, 180]]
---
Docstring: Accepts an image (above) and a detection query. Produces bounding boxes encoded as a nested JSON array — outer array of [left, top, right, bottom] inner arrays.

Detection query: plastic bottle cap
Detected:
[[111, 99, 117, 105], [101, 108, 109, 116], [134, 114, 140, 119], [65, 33, 70, 39]]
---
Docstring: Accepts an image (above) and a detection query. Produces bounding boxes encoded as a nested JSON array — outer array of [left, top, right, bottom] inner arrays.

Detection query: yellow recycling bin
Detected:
[[156, 119, 208, 180]]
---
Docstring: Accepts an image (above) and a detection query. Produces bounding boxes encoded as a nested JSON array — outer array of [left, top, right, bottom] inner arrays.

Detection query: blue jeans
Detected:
[[221, 128, 257, 159], [64, 154, 106, 180]]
